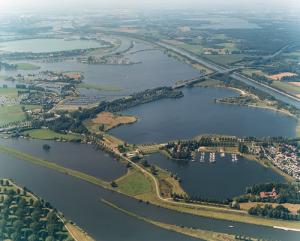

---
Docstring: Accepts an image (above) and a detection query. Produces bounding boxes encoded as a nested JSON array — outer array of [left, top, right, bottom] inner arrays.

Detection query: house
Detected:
[[260, 188, 278, 199]]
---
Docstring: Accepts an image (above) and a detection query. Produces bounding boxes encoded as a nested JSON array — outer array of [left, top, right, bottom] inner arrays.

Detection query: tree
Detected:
[[98, 124, 105, 131], [29, 222, 40, 233], [45, 236, 55, 241], [11, 232, 21, 241], [111, 181, 118, 188], [142, 160, 150, 167], [28, 234, 38, 241], [42, 144, 51, 151], [229, 200, 240, 210], [150, 165, 157, 175]]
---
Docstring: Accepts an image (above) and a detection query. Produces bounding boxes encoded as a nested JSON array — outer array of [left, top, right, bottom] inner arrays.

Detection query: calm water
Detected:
[[110, 87, 296, 144], [0, 38, 104, 53], [0, 152, 298, 241], [0, 40, 200, 96], [0, 138, 126, 181], [147, 152, 285, 200]]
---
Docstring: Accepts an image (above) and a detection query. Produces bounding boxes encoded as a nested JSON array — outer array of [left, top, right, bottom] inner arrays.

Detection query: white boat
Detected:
[[209, 152, 216, 163]]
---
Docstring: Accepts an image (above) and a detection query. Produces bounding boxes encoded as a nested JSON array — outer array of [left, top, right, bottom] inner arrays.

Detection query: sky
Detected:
[[0, 0, 300, 12]]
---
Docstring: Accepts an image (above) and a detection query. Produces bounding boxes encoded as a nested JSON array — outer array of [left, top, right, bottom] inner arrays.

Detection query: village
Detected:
[[263, 143, 300, 180]]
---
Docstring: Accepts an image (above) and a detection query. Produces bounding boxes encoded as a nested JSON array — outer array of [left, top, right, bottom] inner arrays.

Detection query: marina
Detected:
[[147, 152, 285, 200]]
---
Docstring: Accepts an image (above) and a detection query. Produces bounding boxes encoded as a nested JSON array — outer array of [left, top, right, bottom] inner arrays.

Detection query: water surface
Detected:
[[0, 38, 104, 53], [0, 138, 126, 181], [147, 152, 285, 200], [0, 152, 298, 241], [110, 87, 296, 143]]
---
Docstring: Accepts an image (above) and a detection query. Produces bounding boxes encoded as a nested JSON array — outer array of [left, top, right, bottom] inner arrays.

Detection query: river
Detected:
[[0, 152, 298, 241]]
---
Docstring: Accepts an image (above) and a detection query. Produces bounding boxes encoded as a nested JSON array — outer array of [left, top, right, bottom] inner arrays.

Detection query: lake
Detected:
[[0, 137, 126, 181], [0, 38, 104, 53], [110, 87, 297, 144], [147, 152, 285, 200]]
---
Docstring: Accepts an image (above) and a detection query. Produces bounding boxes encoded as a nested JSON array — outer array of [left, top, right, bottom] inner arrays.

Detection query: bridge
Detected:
[[172, 67, 241, 89]]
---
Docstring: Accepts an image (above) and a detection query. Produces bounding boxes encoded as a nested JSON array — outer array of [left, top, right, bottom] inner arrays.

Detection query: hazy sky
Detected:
[[1, 0, 300, 12]]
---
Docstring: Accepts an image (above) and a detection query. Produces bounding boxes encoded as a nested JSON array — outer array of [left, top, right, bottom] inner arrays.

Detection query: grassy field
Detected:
[[85, 112, 137, 132], [116, 169, 152, 196], [23, 128, 82, 141], [156, 167, 186, 198], [241, 68, 266, 77], [0, 87, 18, 95], [271, 81, 300, 96], [15, 62, 40, 70], [0, 105, 26, 126]]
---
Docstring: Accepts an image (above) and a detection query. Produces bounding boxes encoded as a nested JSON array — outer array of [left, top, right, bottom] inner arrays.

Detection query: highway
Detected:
[[157, 42, 300, 109]]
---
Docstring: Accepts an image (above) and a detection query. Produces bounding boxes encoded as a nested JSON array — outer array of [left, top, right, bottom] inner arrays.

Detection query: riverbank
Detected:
[[1, 143, 300, 230], [101, 198, 252, 241]]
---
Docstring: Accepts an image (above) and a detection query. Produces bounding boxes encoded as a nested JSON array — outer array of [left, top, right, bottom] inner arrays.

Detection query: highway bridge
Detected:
[[158, 42, 300, 108]]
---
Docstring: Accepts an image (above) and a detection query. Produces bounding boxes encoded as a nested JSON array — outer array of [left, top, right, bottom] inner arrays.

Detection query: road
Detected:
[[157, 42, 300, 109]]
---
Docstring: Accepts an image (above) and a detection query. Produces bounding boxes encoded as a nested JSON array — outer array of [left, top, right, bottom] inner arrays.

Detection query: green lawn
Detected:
[[15, 63, 40, 70], [23, 129, 82, 141], [0, 105, 26, 126], [116, 170, 152, 196]]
